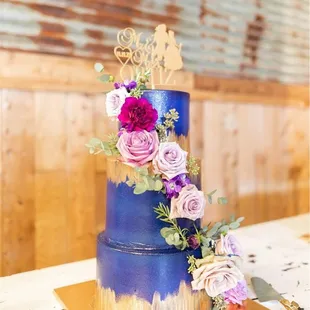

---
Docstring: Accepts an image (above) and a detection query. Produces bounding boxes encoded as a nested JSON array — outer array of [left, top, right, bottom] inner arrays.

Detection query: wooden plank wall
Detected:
[[0, 89, 309, 276]]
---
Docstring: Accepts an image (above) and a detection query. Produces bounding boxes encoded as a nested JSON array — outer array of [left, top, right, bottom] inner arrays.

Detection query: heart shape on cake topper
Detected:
[[114, 46, 132, 66]]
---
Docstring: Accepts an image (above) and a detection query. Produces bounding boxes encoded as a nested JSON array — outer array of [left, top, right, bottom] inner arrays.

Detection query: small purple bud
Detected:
[[187, 235, 200, 250]]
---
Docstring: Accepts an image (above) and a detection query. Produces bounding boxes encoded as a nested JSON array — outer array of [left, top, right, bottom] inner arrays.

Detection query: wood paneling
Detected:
[[1, 90, 35, 275], [0, 88, 309, 276], [67, 94, 96, 261], [195, 101, 309, 226], [0, 50, 308, 106]]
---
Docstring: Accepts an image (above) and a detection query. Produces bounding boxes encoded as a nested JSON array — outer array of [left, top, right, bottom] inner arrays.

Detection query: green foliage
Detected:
[[155, 124, 168, 143], [85, 134, 120, 156], [206, 189, 228, 205], [154, 203, 189, 250], [201, 245, 213, 258], [94, 63, 104, 73], [126, 167, 164, 195], [217, 197, 228, 205], [156, 109, 179, 142], [187, 155, 200, 176], [212, 295, 227, 310], [201, 217, 245, 240], [130, 70, 151, 98], [187, 255, 197, 274]]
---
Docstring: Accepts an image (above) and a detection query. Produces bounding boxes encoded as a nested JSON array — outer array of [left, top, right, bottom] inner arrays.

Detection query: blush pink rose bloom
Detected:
[[105, 87, 128, 117], [191, 255, 244, 297], [215, 234, 243, 257], [153, 142, 188, 179], [116, 130, 159, 167], [170, 184, 206, 221]]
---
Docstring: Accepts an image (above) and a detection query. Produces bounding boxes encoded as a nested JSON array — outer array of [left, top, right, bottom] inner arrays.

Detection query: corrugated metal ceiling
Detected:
[[0, 0, 309, 84]]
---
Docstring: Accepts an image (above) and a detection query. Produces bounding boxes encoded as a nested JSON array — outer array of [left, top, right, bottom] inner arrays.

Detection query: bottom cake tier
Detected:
[[96, 232, 211, 309]]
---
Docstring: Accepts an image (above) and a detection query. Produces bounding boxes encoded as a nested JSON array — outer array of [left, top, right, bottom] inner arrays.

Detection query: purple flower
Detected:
[[123, 79, 137, 90], [187, 235, 200, 250], [114, 82, 122, 89], [223, 280, 248, 305], [163, 174, 191, 199]]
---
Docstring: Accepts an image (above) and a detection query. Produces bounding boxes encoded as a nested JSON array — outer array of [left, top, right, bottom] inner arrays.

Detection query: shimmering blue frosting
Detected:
[[97, 90, 200, 303], [142, 89, 189, 137]]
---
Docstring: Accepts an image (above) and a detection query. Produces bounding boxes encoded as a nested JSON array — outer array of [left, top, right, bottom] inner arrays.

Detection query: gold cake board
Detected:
[[54, 280, 268, 310]]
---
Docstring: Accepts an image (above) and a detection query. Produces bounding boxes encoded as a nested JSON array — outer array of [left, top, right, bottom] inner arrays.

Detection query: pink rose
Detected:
[[116, 130, 159, 167], [153, 142, 188, 179], [105, 87, 128, 117], [215, 234, 243, 257], [170, 185, 206, 221], [191, 255, 244, 297]]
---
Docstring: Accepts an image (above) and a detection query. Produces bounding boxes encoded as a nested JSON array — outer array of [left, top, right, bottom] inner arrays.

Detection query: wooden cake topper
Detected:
[[114, 24, 183, 88]]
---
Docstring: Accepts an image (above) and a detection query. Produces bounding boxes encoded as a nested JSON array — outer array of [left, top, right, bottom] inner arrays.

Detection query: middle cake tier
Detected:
[[104, 159, 201, 248]]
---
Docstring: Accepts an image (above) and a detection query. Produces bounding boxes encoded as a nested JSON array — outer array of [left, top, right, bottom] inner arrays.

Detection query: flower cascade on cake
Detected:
[[86, 66, 248, 309]]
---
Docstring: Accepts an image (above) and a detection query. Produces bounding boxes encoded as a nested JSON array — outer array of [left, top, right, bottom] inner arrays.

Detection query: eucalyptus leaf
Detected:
[[180, 241, 188, 250], [104, 149, 113, 156], [147, 177, 155, 190], [206, 226, 218, 237], [134, 182, 147, 195], [94, 63, 104, 73], [213, 222, 222, 229], [229, 222, 240, 229], [135, 167, 148, 176], [154, 179, 163, 191], [97, 74, 110, 82], [236, 217, 245, 223], [219, 225, 229, 234], [207, 189, 217, 196], [201, 245, 213, 258], [207, 195, 213, 204], [160, 227, 175, 238], [142, 176, 149, 187], [218, 197, 228, 205], [201, 236, 211, 246], [88, 137, 103, 145]]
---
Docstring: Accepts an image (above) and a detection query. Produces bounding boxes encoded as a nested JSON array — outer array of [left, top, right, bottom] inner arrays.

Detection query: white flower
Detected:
[[191, 255, 244, 297], [105, 87, 128, 117]]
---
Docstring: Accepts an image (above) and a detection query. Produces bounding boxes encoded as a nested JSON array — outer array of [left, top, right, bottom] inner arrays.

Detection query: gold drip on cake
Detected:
[[95, 281, 211, 310], [167, 132, 189, 152]]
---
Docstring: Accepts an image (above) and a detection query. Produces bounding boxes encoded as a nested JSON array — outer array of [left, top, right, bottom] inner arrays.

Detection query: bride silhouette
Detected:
[[164, 30, 183, 71]]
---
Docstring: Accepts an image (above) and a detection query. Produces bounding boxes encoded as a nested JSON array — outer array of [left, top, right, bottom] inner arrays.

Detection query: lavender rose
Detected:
[[116, 130, 159, 167], [105, 86, 128, 117], [223, 280, 248, 305], [153, 142, 188, 179], [191, 255, 244, 297], [170, 184, 206, 221], [215, 234, 243, 257]]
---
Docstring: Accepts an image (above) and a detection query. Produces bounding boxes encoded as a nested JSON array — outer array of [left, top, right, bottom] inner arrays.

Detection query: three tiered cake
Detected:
[[87, 24, 247, 310]]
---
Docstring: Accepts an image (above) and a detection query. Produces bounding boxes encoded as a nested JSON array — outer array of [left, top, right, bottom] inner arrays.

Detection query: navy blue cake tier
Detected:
[[96, 90, 210, 309]]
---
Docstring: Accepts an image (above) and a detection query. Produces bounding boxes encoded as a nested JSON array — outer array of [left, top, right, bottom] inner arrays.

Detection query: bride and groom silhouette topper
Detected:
[[114, 24, 183, 87]]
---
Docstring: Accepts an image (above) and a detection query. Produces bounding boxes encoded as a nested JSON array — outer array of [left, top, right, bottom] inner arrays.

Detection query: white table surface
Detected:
[[1, 214, 309, 310]]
